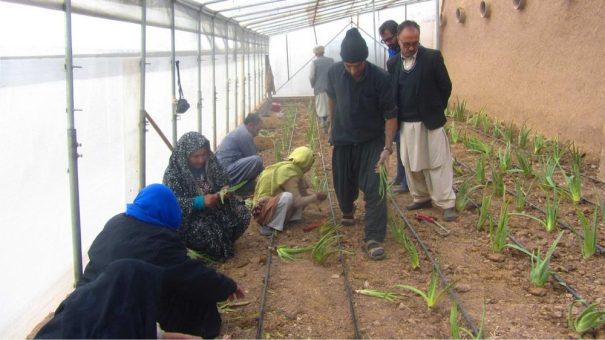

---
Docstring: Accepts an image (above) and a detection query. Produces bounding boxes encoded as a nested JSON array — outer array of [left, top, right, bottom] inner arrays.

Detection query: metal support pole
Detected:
[[405, 4, 408, 20], [139, 0, 147, 190], [252, 36, 257, 110], [247, 32, 251, 113], [435, 0, 441, 50], [197, 10, 203, 133], [64, 0, 83, 285], [233, 27, 239, 126], [239, 30, 245, 124], [211, 16, 217, 150], [170, 0, 177, 145], [285, 34, 290, 80], [372, 0, 377, 65], [225, 23, 230, 135]]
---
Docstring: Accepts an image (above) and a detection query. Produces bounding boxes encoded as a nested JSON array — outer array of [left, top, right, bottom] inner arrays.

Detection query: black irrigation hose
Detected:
[[456, 120, 605, 188], [313, 104, 362, 339], [455, 159, 605, 255], [456, 185, 589, 307], [388, 196, 479, 336], [256, 105, 299, 339]]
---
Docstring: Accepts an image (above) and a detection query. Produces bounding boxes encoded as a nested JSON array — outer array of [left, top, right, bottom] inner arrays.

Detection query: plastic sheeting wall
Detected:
[[271, 2, 437, 97], [0, 1, 261, 337]]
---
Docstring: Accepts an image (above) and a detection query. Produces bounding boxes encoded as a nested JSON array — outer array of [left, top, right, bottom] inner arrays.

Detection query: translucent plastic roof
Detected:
[[195, 0, 431, 36]]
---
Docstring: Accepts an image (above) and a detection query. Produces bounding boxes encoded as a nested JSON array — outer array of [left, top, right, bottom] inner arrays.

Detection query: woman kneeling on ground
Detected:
[[163, 131, 250, 262], [253, 146, 327, 236]]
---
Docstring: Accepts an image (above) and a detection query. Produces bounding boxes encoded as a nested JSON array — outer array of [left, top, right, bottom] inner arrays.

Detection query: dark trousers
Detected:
[[332, 138, 387, 242]]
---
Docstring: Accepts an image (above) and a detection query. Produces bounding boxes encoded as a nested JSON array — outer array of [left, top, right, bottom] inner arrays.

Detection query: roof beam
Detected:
[[213, 0, 287, 13], [241, 0, 352, 26]]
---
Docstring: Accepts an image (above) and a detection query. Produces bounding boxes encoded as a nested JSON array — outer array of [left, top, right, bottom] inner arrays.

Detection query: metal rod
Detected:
[[239, 30, 246, 124], [372, 0, 377, 65], [435, 0, 440, 50], [211, 16, 217, 150], [170, 0, 177, 145], [253, 36, 257, 110], [139, 0, 147, 190], [64, 0, 83, 285], [285, 34, 290, 80], [225, 22, 230, 135], [241, 0, 353, 26], [216, 0, 287, 13], [233, 0, 323, 20], [145, 111, 174, 152], [197, 10, 203, 133], [247, 33, 251, 113], [233, 27, 239, 126]]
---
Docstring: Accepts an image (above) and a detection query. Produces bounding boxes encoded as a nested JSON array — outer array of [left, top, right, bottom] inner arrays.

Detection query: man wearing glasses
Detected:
[[387, 20, 457, 222], [379, 19, 408, 194]]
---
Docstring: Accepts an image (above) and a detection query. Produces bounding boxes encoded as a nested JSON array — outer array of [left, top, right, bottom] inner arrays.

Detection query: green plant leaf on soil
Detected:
[[397, 269, 455, 308], [576, 208, 598, 259], [568, 300, 605, 334]]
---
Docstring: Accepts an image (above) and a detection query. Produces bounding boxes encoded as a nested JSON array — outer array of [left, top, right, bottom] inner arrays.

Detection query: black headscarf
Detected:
[[340, 28, 369, 63]]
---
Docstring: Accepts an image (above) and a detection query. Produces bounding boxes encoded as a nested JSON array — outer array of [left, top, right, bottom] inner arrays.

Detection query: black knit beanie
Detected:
[[340, 28, 368, 63]]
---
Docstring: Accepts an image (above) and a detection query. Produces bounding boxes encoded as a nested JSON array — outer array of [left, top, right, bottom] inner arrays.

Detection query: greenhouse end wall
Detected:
[[441, 0, 605, 164]]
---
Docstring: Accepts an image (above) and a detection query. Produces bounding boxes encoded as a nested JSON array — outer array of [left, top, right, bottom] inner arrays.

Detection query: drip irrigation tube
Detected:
[[389, 197, 479, 336], [455, 160, 605, 255], [313, 103, 361, 339], [255, 104, 299, 339]]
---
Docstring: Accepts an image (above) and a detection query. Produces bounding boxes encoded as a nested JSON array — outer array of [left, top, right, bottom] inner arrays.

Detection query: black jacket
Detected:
[[387, 46, 452, 130]]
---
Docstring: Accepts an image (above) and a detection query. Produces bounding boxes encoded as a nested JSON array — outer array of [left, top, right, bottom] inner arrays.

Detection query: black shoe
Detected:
[[443, 208, 458, 222], [406, 200, 432, 211], [258, 225, 274, 236]]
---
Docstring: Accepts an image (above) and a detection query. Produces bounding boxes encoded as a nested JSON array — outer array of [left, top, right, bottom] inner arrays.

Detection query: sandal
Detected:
[[362, 240, 385, 261]]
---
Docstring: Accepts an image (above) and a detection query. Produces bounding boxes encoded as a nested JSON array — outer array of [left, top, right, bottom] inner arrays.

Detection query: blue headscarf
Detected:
[[125, 184, 182, 230]]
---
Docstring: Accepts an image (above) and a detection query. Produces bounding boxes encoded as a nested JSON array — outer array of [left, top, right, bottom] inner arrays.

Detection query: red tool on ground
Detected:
[[414, 213, 450, 236], [303, 221, 322, 232]]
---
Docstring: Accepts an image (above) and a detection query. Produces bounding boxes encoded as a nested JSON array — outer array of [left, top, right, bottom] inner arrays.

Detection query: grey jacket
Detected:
[[309, 56, 334, 94]]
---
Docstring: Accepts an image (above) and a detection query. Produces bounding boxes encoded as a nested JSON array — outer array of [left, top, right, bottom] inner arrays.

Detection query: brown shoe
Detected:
[[406, 200, 432, 211]]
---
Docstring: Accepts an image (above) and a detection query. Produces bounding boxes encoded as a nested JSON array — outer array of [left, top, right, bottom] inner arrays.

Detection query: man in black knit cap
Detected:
[[326, 28, 398, 260]]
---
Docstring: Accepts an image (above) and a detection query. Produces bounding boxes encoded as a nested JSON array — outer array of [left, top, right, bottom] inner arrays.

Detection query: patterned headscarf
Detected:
[[163, 132, 229, 198]]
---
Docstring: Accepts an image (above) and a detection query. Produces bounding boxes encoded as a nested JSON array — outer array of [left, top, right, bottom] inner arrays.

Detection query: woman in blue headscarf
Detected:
[[74, 184, 243, 338]]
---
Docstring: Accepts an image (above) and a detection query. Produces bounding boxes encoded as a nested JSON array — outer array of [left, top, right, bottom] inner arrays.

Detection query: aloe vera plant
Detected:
[[477, 192, 492, 231], [218, 180, 248, 203], [273, 140, 282, 162], [451, 99, 467, 121], [187, 248, 219, 264], [490, 198, 510, 253], [550, 136, 564, 163], [464, 137, 492, 157], [563, 171, 582, 205], [518, 124, 531, 148], [497, 143, 513, 172], [539, 156, 558, 189], [576, 208, 598, 259], [311, 227, 340, 265], [389, 211, 420, 269], [455, 180, 483, 213], [570, 144, 584, 174], [447, 123, 462, 143], [512, 189, 559, 232], [475, 156, 486, 184], [568, 300, 605, 334], [502, 122, 515, 144], [532, 134, 545, 155], [491, 166, 504, 197], [506, 231, 564, 287], [514, 178, 534, 212], [355, 288, 402, 302], [378, 164, 391, 199], [515, 149, 533, 177], [397, 269, 455, 308], [276, 244, 313, 261], [450, 302, 486, 340]]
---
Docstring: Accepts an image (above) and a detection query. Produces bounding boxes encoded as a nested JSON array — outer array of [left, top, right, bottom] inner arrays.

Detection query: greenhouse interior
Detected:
[[1, 0, 605, 338]]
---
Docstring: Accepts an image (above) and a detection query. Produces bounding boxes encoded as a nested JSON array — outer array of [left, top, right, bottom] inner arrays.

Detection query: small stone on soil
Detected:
[[397, 302, 406, 310], [363, 280, 370, 288], [486, 253, 506, 262], [456, 283, 471, 293], [528, 287, 547, 297], [331, 274, 340, 279]]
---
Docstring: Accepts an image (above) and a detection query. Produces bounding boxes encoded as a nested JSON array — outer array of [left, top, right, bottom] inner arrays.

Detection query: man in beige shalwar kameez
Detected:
[[386, 20, 457, 221]]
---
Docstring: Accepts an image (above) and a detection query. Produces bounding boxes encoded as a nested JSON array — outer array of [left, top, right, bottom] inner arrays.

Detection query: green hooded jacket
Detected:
[[254, 146, 315, 201]]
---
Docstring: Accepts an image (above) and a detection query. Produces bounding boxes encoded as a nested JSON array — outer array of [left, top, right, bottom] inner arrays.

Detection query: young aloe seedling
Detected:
[[450, 302, 486, 340], [447, 123, 462, 144], [539, 156, 558, 189], [511, 188, 559, 232], [311, 227, 341, 265], [218, 180, 248, 203], [355, 288, 402, 302], [490, 197, 510, 253], [451, 99, 467, 121], [464, 137, 492, 157], [397, 269, 455, 309], [576, 208, 599, 259], [455, 180, 483, 213], [515, 149, 533, 177], [475, 156, 486, 184], [276, 244, 314, 261], [477, 192, 492, 231], [569, 143, 584, 174], [518, 124, 531, 148], [533, 134, 545, 155], [187, 248, 219, 264], [561, 166, 582, 205], [273, 140, 282, 162], [498, 143, 513, 172], [378, 164, 392, 199], [514, 178, 534, 212], [568, 300, 605, 334], [502, 122, 515, 144], [506, 231, 564, 287], [491, 166, 504, 197], [550, 136, 565, 164], [389, 210, 420, 269]]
